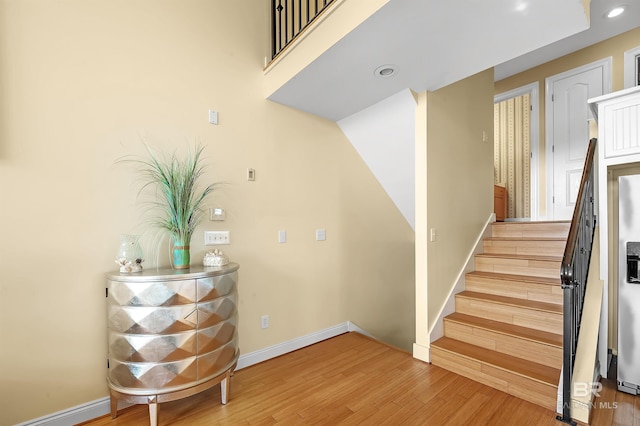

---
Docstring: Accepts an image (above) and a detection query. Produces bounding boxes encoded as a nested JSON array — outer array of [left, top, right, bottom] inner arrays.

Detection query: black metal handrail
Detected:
[[271, 0, 336, 60], [557, 138, 598, 425]]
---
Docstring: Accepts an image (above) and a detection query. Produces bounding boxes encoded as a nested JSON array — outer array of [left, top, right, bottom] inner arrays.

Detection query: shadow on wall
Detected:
[[0, 1, 5, 160], [0, 2, 7, 160]]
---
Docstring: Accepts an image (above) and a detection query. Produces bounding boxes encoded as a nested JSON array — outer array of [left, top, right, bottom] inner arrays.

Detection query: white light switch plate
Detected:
[[208, 110, 218, 125], [204, 231, 230, 245]]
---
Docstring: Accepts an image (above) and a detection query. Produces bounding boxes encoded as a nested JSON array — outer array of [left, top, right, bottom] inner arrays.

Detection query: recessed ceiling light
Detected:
[[374, 64, 398, 78], [515, 1, 527, 12], [606, 6, 625, 18]]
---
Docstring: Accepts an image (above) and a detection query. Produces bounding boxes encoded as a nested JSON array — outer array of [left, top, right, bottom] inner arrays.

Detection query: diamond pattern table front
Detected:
[[106, 264, 239, 426]]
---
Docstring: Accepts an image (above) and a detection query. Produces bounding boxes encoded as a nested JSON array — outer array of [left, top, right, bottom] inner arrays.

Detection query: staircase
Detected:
[[431, 221, 570, 411]]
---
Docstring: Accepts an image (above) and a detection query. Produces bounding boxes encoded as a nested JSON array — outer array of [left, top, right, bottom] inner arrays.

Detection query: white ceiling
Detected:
[[267, 0, 640, 122], [495, 0, 640, 80]]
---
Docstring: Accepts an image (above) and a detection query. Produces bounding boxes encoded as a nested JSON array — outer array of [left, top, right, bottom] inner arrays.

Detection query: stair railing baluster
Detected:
[[270, 0, 336, 60], [557, 138, 597, 425], [298, 0, 302, 37], [272, 0, 279, 58]]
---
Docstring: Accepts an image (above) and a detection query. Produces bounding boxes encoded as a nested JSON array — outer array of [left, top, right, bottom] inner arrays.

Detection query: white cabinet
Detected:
[[592, 86, 640, 162], [589, 85, 640, 378]]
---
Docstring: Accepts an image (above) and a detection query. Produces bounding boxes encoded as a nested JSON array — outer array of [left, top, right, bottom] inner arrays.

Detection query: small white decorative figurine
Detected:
[[203, 249, 229, 267], [116, 257, 143, 273]]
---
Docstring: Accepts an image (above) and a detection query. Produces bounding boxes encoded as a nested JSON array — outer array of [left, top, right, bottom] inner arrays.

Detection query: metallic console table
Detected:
[[106, 264, 239, 426]]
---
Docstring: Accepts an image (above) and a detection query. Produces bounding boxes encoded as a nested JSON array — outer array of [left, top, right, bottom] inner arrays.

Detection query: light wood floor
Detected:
[[84, 333, 638, 425]]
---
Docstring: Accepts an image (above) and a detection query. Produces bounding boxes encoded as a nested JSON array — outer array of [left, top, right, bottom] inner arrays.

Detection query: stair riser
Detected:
[[483, 240, 566, 257], [475, 257, 561, 279], [466, 276, 563, 305], [455, 297, 563, 334], [443, 320, 562, 369], [491, 223, 569, 239], [431, 347, 557, 411], [432, 221, 567, 412]]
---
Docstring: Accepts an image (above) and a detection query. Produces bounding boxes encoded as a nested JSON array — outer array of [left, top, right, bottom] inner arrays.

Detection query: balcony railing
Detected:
[[271, 0, 336, 60]]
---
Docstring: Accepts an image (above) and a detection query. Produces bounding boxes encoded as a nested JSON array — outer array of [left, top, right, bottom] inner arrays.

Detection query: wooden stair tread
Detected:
[[431, 337, 560, 386], [457, 291, 563, 314], [476, 253, 562, 262], [492, 220, 570, 226], [445, 312, 562, 347], [491, 221, 570, 239], [466, 270, 561, 286], [485, 236, 566, 242], [491, 220, 571, 227], [434, 220, 567, 409]]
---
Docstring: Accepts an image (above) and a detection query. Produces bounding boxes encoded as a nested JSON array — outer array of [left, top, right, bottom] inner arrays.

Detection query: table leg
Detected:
[[110, 393, 118, 419], [221, 374, 230, 405], [148, 402, 158, 426]]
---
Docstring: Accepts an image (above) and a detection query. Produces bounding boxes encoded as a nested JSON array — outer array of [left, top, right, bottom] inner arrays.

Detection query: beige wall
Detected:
[[495, 27, 640, 351], [582, 0, 591, 22], [0, 1, 414, 424], [495, 27, 640, 217], [425, 69, 495, 330]]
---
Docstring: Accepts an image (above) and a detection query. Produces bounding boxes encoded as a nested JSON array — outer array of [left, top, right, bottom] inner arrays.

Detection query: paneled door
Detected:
[[548, 61, 608, 220]]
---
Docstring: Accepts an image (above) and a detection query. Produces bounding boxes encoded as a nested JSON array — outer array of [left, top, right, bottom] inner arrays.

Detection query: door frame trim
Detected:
[[623, 45, 640, 89], [495, 82, 540, 221], [544, 57, 612, 221]]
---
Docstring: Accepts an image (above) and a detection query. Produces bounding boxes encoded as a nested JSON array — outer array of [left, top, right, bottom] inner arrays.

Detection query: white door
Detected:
[[549, 63, 607, 220]]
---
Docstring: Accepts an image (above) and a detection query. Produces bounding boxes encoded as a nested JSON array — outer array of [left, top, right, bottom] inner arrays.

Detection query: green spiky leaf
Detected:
[[119, 144, 216, 246]]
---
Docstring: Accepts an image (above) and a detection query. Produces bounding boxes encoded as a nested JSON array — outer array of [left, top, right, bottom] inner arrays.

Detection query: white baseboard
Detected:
[[428, 213, 495, 343], [236, 322, 351, 369], [15, 397, 113, 426], [412, 342, 430, 363], [346, 321, 374, 338], [16, 322, 355, 426]]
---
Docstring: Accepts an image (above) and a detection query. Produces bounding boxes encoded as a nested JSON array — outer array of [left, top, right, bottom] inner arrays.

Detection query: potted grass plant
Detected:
[[123, 144, 215, 269]]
